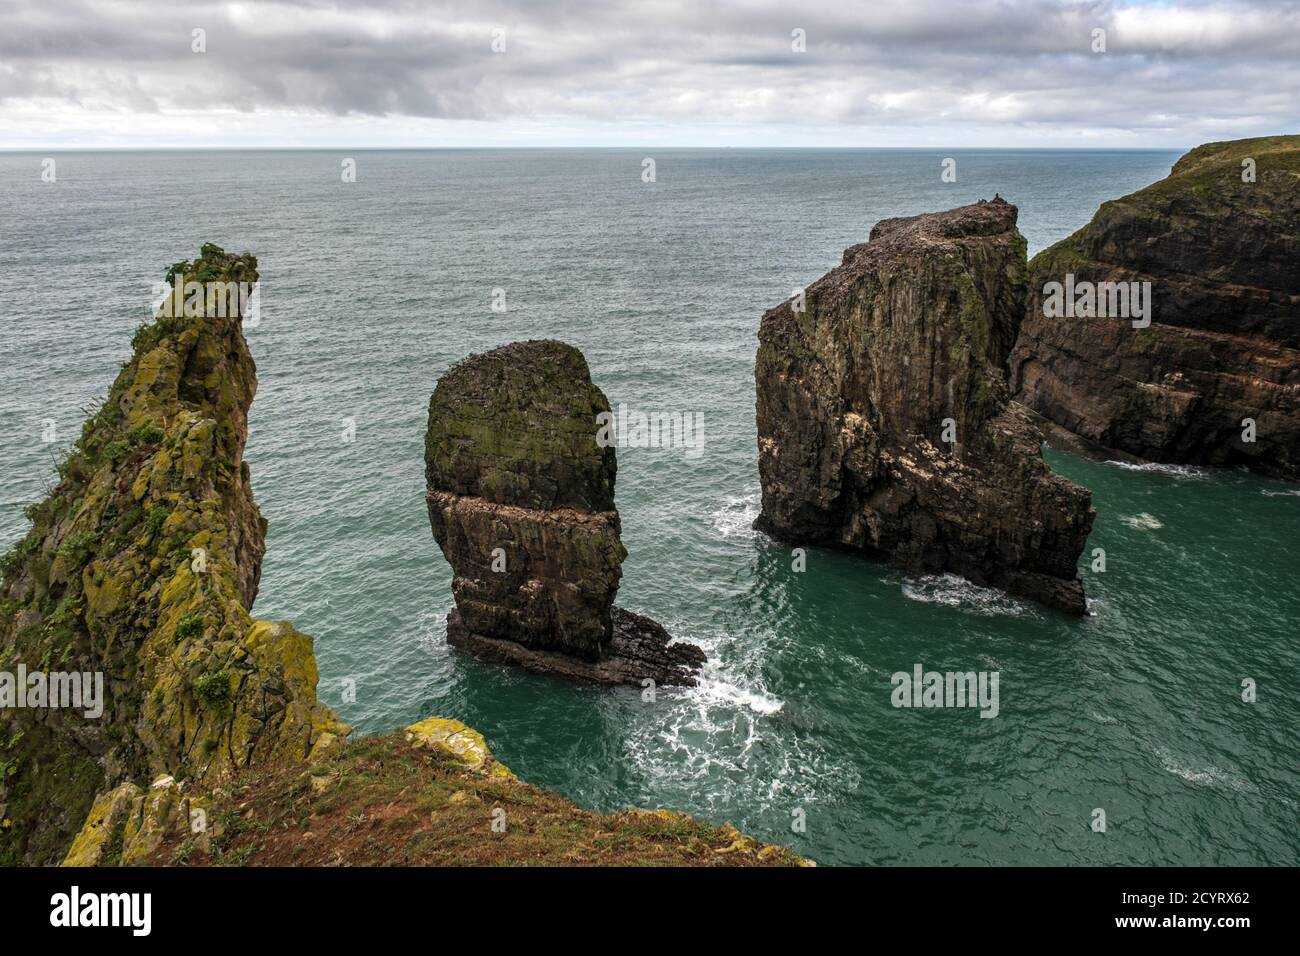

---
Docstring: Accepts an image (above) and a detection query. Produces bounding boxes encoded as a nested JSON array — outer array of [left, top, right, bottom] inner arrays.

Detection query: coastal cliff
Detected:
[[0, 247, 795, 867], [426, 340, 705, 685], [754, 199, 1095, 614], [1010, 135, 1300, 478]]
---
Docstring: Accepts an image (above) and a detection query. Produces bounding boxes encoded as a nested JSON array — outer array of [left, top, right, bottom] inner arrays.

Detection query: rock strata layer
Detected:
[[1010, 135, 1300, 478], [426, 340, 704, 685], [754, 199, 1095, 614]]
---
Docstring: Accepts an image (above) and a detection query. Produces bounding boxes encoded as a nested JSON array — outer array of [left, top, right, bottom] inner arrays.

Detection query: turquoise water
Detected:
[[2, 149, 1297, 866]]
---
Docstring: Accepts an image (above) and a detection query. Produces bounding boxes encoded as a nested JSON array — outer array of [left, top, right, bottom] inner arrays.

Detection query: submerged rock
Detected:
[[1011, 135, 1300, 478], [426, 340, 704, 685], [754, 198, 1095, 614]]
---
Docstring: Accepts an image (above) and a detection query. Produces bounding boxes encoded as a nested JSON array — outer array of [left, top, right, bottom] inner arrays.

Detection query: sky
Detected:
[[1, 0, 1297, 148]]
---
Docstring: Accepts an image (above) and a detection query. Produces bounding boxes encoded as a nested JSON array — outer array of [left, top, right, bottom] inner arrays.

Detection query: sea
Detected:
[[2, 148, 1297, 866]]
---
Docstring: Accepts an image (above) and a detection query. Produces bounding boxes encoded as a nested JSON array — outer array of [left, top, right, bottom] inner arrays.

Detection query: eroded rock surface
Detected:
[[1010, 135, 1300, 478], [426, 340, 704, 684], [754, 198, 1095, 614], [0, 245, 347, 865]]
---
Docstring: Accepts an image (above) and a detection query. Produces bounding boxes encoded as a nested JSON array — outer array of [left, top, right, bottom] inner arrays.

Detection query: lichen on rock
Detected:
[[4, 248, 792, 869], [61, 774, 214, 867], [0, 244, 346, 865], [405, 717, 515, 779]]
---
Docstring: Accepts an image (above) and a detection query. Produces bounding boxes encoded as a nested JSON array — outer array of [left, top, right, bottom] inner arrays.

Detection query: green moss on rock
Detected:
[[0, 244, 347, 865]]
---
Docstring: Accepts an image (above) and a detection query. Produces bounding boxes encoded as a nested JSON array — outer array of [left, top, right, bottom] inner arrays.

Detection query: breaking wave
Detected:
[[1120, 512, 1164, 530], [413, 608, 449, 656], [708, 487, 760, 540], [900, 573, 1035, 617], [1104, 460, 1209, 480]]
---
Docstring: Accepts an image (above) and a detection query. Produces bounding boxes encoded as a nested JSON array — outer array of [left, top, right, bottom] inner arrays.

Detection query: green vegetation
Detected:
[[127, 422, 164, 446], [194, 669, 231, 709], [56, 529, 99, 566], [2, 241, 797, 871], [1032, 134, 1300, 270], [0, 242, 309, 865], [175, 613, 205, 641], [146, 506, 168, 536]]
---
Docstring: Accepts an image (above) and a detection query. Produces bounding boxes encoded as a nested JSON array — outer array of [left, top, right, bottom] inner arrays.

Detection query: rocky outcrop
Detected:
[[1010, 135, 1300, 478], [426, 340, 704, 685], [404, 717, 516, 779], [61, 774, 214, 867], [754, 199, 1095, 614], [0, 244, 347, 865], [3, 249, 791, 869]]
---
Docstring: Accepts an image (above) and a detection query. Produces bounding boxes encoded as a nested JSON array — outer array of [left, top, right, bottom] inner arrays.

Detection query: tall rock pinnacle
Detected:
[[0, 244, 346, 864]]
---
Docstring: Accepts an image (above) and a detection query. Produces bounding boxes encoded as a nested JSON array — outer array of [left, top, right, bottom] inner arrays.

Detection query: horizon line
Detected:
[[0, 144, 1191, 152]]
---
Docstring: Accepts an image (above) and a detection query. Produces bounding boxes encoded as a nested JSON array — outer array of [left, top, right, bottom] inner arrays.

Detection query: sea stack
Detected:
[[754, 198, 1095, 614], [1010, 135, 1300, 478], [0, 244, 347, 865], [425, 339, 704, 684]]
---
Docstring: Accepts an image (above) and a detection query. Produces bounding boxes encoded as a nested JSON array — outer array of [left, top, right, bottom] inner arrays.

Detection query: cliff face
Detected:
[[426, 340, 705, 685], [0, 245, 346, 865], [1010, 135, 1300, 478], [754, 199, 1095, 614]]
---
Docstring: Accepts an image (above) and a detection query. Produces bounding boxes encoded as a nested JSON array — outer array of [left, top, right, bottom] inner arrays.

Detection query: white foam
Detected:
[[414, 608, 449, 655], [1120, 512, 1163, 530], [900, 573, 1035, 618], [692, 674, 785, 715], [1104, 460, 1209, 480], [594, 611, 861, 824], [708, 487, 760, 540], [1155, 748, 1255, 793], [1262, 489, 1300, 497]]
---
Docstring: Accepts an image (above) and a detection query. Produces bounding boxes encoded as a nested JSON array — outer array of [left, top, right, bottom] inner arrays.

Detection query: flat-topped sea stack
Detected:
[[1010, 135, 1300, 478], [425, 339, 704, 685], [754, 198, 1095, 614]]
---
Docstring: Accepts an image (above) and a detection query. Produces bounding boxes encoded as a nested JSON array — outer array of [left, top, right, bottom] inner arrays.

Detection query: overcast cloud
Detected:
[[0, 0, 1297, 147]]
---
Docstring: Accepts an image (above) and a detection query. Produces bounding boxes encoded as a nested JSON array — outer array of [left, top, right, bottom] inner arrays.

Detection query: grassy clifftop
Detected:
[[1031, 134, 1300, 282], [135, 720, 804, 867], [1025, 134, 1300, 347], [0, 245, 803, 867]]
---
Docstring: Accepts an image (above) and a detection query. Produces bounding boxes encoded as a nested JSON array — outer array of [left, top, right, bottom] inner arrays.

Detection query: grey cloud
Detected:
[[0, 0, 1297, 139]]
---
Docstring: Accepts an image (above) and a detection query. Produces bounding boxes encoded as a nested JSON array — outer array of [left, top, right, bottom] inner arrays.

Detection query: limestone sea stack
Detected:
[[1010, 135, 1300, 478], [754, 198, 1095, 614], [425, 340, 705, 685], [0, 245, 347, 865]]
